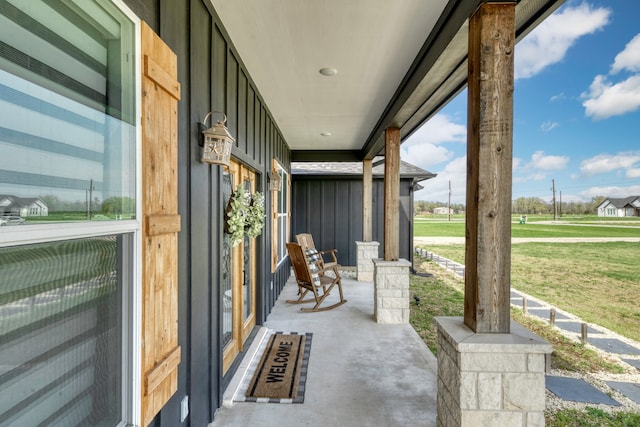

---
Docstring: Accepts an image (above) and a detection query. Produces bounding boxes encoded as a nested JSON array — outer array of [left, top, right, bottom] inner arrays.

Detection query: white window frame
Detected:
[[0, 1, 142, 425], [273, 161, 290, 268]]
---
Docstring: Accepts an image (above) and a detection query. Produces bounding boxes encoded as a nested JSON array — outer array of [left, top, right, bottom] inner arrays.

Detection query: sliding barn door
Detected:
[[140, 22, 181, 426]]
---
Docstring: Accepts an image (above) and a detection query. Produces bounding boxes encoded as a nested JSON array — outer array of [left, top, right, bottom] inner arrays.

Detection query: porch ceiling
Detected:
[[211, 0, 564, 161]]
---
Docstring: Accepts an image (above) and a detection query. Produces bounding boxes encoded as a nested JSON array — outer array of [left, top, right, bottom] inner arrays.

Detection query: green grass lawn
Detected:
[[417, 214, 640, 223], [414, 219, 640, 238], [409, 259, 639, 427], [417, 242, 640, 342]]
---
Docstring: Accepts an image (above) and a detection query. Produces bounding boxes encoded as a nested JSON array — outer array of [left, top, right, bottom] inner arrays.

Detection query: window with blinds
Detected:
[[0, 0, 136, 221], [0, 1, 138, 426]]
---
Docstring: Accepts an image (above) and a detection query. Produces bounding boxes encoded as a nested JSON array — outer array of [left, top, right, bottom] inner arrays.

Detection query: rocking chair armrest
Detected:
[[318, 249, 337, 255], [317, 263, 340, 275], [318, 249, 338, 262]]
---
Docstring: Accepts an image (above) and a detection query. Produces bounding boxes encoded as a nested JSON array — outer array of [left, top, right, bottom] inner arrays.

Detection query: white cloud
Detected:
[[626, 168, 640, 179], [514, 172, 547, 183], [582, 74, 640, 119], [401, 113, 466, 170], [400, 143, 452, 169], [415, 156, 467, 204], [529, 150, 569, 170], [580, 185, 640, 199], [582, 33, 640, 119], [579, 151, 640, 176], [515, 3, 611, 79], [513, 157, 522, 171], [405, 114, 466, 145], [550, 93, 566, 102], [540, 121, 559, 132], [611, 33, 640, 74]]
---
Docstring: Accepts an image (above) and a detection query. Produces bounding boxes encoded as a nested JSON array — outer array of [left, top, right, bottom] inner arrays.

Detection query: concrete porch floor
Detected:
[[209, 274, 438, 427]]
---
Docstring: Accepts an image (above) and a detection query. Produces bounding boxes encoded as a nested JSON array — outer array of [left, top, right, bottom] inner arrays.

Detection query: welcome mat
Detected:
[[243, 332, 311, 403]]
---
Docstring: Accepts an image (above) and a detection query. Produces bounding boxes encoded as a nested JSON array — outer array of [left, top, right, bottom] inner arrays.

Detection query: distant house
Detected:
[[433, 206, 454, 215], [597, 196, 640, 217], [0, 195, 49, 217]]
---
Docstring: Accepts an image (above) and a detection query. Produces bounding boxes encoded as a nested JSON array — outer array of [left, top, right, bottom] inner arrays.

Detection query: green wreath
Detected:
[[225, 186, 265, 246], [225, 184, 249, 247], [246, 191, 265, 238]]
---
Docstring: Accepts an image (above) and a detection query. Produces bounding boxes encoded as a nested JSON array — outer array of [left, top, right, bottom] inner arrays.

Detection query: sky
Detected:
[[402, 0, 640, 205]]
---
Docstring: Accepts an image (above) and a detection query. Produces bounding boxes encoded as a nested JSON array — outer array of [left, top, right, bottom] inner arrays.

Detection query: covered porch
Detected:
[[211, 274, 439, 426]]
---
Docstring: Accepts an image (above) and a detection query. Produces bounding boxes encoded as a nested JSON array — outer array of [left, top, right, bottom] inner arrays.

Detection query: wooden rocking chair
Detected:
[[295, 233, 338, 274], [286, 242, 347, 312]]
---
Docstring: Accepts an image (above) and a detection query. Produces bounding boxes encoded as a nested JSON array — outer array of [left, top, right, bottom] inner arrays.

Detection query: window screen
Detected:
[[0, 235, 129, 426]]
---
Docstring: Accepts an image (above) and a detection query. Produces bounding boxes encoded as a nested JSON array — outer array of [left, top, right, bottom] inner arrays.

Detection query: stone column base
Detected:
[[356, 241, 380, 282], [435, 317, 552, 427], [373, 258, 411, 324]]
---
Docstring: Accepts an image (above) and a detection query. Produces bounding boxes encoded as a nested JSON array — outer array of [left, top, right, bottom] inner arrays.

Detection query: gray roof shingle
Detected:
[[291, 157, 436, 182]]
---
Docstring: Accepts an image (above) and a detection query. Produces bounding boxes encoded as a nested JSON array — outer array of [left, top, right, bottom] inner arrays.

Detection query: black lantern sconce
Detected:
[[198, 111, 234, 167]]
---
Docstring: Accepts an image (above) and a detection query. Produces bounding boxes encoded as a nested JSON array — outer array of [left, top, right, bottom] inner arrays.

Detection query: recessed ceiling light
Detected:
[[319, 67, 338, 76], [320, 132, 332, 137]]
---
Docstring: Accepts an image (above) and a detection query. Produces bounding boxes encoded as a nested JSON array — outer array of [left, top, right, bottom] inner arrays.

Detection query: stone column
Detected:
[[373, 258, 411, 324], [435, 317, 551, 427], [356, 240, 379, 282]]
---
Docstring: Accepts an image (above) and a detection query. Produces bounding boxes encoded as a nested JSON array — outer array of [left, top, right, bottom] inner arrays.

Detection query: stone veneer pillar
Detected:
[[372, 258, 411, 324], [356, 241, 380, 282], [435, 317, 552, 427]]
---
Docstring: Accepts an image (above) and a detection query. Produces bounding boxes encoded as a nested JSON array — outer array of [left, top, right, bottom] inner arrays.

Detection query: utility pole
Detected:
[[448, 180, 451, 222], [559, 191, 562, 217], [551, 179, 557, 221], [88, 178, 94, 219]]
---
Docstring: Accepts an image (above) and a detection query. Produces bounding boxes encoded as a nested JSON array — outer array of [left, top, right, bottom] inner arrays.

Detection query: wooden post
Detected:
[[363, 159, 373, 241], [384, 128, 400, 261], [581, 323, 588, 343], [550, 308, 556, 326], [464, 2, 516, 333], [522, 297, 527, 314]]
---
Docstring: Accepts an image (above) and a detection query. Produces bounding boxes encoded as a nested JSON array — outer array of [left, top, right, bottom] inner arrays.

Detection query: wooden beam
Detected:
[[384, 128, 400, 261], [291, 150, 362, 162], [464, 2, 515, 333], [363, 159, 372, 241]]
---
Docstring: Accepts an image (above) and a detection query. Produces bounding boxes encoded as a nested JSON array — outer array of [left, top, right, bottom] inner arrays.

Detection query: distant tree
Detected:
[[415, 200, 430, 215], [414, 200, 466, 215], [41, 194, 62, 211], [512, 197, 551, 214], [40, 194, 86, 212], [588, 196, 605, 214], [102, 196, 135, 215]]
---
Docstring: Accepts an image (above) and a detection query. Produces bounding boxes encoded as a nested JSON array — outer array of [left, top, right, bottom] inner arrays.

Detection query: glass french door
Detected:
[[222, 160, 257, 374]]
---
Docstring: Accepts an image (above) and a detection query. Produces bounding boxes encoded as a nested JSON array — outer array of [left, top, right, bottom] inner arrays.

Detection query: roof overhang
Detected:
[[211, 0, 565, 162]]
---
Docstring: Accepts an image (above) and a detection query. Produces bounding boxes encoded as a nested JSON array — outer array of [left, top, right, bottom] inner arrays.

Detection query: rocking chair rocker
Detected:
[[286, 242, 347, 312]]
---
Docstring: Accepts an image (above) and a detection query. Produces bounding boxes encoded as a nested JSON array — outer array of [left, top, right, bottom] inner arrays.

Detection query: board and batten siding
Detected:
[[291, 177, 415, 267], [124, 1, 292, 425]]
